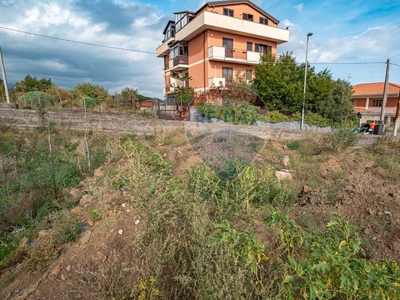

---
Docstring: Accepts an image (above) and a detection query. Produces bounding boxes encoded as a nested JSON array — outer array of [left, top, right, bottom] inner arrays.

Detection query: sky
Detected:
[[0, 0, 399, 99]]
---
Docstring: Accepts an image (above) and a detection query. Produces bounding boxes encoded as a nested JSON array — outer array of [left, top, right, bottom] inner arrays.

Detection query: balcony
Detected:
[[156, 11, 289, 58], [208, 46, 261, 64], [208, 77, 225, 87], [364, 107, 397, 114], [167, 56, 189, 71]]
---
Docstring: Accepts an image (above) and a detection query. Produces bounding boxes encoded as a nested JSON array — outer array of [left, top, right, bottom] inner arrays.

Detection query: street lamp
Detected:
[[300, 32, 313, 130]]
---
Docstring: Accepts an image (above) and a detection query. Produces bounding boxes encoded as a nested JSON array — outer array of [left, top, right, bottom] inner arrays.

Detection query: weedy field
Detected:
[[0, 123, 400, 299]]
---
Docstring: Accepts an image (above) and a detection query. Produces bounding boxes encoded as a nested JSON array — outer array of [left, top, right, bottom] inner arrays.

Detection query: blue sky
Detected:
[[0, 0, 399, 98]]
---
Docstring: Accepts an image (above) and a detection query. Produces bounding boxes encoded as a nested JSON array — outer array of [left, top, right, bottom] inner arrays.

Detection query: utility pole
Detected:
[[0, 46, 11, 104], [301, 32, 313, 130], [393, 91, 400, 137], [380, 58, 390, 123]]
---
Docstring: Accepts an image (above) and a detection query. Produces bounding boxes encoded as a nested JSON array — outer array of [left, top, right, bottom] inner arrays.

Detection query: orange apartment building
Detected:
[[352, 82, 400, 126], [156, 0, 289, 102]]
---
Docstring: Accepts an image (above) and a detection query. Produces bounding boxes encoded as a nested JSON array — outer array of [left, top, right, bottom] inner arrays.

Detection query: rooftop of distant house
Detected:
[[352, 82, 400, 96]]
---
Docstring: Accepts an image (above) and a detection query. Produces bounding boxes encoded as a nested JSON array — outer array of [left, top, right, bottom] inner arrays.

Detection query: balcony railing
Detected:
[[173, 56, 188, 66], [167, 56, 189, 71], [355, 107, 397, 114], [208, 46, 261, 64], [369, 107, 397, 114]]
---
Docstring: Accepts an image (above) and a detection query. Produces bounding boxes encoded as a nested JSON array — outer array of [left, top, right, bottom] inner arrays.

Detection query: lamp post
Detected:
[[300, 32, 313, 130]]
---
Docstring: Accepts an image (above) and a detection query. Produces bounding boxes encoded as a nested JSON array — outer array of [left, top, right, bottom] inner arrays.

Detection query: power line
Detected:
[[311, 62, 385, 65], [0, 25, 156, 55]]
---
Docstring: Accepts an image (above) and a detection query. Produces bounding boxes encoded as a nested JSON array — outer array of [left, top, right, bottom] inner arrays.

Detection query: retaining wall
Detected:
[[0, 108, 381, 145]]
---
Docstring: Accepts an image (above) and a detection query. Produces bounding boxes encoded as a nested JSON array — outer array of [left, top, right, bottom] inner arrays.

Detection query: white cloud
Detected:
[[294, 3, 303, 13], [0, 0, 167, 97], [282, 19, 294, 27]]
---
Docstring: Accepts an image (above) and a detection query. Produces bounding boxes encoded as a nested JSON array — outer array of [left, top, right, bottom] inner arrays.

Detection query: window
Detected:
[[170, 42, 188, 59], [164, 25, 175, 41], [247, 42, 253, 51], [246, 69, 252, 81], [255, 43, 272, 55], [373, 100, 382, 107], [259, 17, 268, 25], [222, 67, 233, 84], [223, 37, 234, 58], [223, 8, 234, 17], [243, 13, 253, 21], [174, 12, 194, 32]]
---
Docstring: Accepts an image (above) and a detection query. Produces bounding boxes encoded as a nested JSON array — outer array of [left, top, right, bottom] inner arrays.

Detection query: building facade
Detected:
[[156, 0, 289, 101], [352, 82, 400, 126]]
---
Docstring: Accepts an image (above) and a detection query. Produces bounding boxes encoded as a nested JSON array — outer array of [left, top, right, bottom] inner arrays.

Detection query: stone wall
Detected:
[[0, 108, 382, 146]]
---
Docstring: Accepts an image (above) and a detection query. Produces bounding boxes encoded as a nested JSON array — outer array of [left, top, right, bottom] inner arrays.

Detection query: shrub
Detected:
[[82, 97, 97, 109], [266, 210, 400, 299], [19, 92, 55, 107], [264, 110, 291, 123], [323, 127, 358, 152], [304, 112, 331, 127], [196, 101, 259, 125]]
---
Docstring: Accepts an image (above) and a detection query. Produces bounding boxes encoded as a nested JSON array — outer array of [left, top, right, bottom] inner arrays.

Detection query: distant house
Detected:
[[352, 82, 400, 125], [156, 0, 289, 101]]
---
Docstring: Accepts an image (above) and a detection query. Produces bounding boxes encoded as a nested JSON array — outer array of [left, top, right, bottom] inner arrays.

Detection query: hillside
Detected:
[[1, 126, 400, 299]]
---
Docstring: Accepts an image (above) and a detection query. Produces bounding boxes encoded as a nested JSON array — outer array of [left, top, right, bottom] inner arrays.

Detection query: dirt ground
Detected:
[[1, 132, 400, 299]]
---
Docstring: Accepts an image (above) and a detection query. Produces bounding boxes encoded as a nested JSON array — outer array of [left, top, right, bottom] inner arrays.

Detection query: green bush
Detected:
[[196, 101, 259, 125], [324, 127, 358, 152], [304, 112, 331, 127], [264, 110, 291, 123], [82, 97, 97, 109], [19, 92, 55, 107]]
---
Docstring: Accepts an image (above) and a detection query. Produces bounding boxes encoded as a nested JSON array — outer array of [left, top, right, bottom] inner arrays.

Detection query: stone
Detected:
[[282, 155, 290, 167], [71, 206, 81, 215], [63, 188, 83, 202], [274, 170, 293, 181], [79, 194, 93, 207], [66, 265, 71, 272], [19, 237, 29, 248], [94, 168, 103, 177], [51, 265, 62, 277]]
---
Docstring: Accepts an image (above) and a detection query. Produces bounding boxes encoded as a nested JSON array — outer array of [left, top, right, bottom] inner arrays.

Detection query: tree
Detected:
[[14, 74, 53, 93], [73, 83, 111, 109], [315, 79, 354, 123], [120, 87, 138, 110], [253, 52, 353, 123], [253, 52, 303, 112], [137, 94, 151, 102], [172, 72, 194, 107]]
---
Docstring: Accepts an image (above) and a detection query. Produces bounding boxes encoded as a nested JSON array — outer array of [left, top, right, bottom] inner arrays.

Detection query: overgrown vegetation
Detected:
[[1, 127, 399, 299], [7, 74, 152, 112], [0, 124, 130, 271], [71, 138, 399, 299]]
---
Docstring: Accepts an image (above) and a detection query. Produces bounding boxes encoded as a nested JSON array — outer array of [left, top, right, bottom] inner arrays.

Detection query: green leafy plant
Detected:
[[266, 210, 400, 299], [264, 110, 291, 123]]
